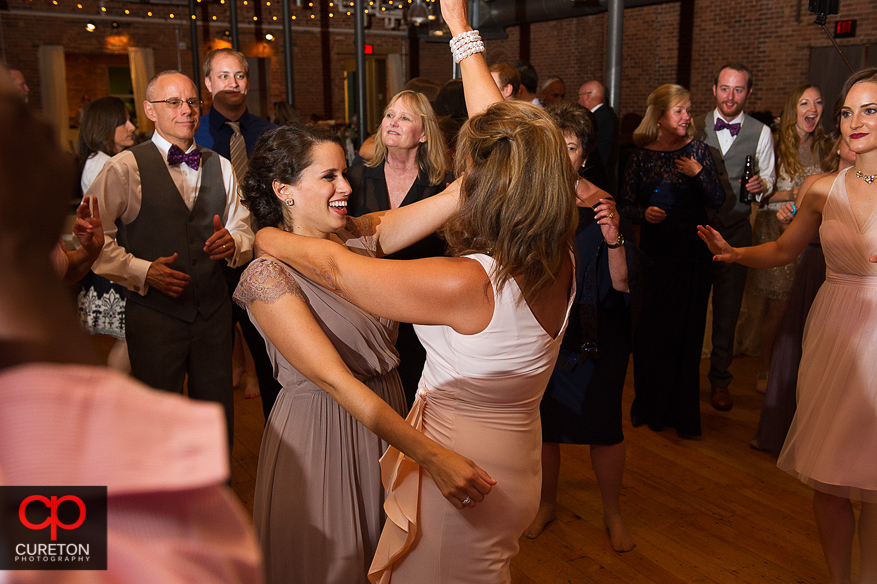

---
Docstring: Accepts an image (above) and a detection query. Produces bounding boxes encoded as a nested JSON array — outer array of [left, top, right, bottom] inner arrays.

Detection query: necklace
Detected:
[[855, 168, 877, 184]]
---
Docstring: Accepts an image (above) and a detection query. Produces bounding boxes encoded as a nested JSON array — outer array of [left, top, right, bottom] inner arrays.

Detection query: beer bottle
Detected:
[[740, 155, 755, 204]]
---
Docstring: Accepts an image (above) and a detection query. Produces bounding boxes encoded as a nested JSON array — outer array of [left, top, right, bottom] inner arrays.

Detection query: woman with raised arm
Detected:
[[254, 1, 578, 581], [235, 124, 493, 584], [698, 68, 877, 584]]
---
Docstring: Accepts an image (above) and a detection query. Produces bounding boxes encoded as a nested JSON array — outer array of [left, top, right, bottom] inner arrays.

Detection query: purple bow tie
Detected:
[[714, 118, 741, 137], [167, 144, 201, 170]]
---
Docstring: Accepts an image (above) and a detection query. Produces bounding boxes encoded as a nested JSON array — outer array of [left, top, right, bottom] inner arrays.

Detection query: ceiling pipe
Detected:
[[474, 0, 672, 37]]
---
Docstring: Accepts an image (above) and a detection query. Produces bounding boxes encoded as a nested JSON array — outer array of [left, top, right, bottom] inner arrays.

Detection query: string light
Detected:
[[124, 9, 129, 14], [253, 15, 258, 20], [147, 11, 152, 16], [191, 14, 196, 19], [100, 6, 106, 12], [212, 15, 217, 19], [169, 13, 174, 17]]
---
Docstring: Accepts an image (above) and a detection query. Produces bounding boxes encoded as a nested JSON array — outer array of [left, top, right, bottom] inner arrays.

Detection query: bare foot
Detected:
[[523, 503, 556, 539], [604, 512, 635, 552]]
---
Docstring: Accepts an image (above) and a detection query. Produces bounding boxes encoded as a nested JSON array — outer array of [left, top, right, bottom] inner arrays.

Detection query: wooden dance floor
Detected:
[[230, 355, 852, 583]]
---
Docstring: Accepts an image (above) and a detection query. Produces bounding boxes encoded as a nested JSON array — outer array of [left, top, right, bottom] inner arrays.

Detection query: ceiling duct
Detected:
[[474, 0, 676, 39]]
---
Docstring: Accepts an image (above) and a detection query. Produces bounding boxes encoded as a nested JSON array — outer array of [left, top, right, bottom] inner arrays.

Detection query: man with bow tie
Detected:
[[692, 63, 775, 412], [87, 70, 254, 445]]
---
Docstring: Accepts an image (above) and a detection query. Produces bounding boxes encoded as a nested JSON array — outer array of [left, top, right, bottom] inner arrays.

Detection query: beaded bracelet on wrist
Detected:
[[449, 30, 485, 64]]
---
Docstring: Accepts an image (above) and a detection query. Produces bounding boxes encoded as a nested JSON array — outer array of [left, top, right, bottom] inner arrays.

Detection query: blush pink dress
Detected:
[[369, 253, 575, 584], [777, 168, 877, 503]]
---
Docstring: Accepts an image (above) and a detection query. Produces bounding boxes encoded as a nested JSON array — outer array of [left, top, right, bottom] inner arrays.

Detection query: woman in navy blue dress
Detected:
[[525, 102, 643, 552]]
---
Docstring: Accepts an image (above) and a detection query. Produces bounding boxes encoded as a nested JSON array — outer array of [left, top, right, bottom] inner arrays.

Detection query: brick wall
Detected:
[[3, 0, 875, 124]]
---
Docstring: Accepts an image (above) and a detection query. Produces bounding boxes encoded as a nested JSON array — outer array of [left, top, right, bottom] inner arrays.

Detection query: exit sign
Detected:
[[835, 20, 857, 38]]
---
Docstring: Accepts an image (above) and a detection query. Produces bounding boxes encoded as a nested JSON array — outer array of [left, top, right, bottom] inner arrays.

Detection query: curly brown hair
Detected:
[[241, 124, 342, 231]]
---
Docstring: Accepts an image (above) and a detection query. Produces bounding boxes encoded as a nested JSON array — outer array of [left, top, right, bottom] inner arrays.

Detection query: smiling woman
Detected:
[[751, 83, 826, 389], [347, 89, 453, 406], [618, 83, 725, 437], [234, 123, 485, 584], [697, 67, 877, 584]]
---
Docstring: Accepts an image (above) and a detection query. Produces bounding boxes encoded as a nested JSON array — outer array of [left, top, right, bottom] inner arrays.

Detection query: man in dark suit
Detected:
[[88, 71, 254, 444], [195, 49, 281, 422], [691, 63, 775, 411], [578, 80, 618, 178]]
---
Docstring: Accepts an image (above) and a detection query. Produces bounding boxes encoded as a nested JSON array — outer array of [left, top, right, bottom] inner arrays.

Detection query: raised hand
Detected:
[[594, 198, 621, 245], [439, 0, 470, 34], [72, 195, 104, 261], [146, 253, 191, 297], [205, 214, 235, 260], [697, 225, 738, 263]]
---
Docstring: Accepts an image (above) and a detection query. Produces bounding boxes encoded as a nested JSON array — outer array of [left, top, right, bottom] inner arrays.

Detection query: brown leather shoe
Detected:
[[710, 385, 733, 411]]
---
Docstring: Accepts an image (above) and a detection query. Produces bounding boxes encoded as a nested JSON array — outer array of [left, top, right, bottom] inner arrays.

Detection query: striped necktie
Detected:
[[225, 120, 248, 182]]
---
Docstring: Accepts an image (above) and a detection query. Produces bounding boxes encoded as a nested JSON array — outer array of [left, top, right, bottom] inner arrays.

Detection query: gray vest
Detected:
[[122, 141, 228, 322], [693, 111, 765, 228]]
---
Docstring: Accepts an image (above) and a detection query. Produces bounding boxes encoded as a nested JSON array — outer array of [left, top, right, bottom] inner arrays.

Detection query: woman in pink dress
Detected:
[[254, 2, 583, 581], [698, 67, 877, 584]]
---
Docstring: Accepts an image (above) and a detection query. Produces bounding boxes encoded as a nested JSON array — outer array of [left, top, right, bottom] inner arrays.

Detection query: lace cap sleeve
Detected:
[[233, 257, 306, 308], [339, 215, 377, 255]]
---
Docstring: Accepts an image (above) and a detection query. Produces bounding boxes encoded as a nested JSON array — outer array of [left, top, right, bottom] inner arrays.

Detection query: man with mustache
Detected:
[[195, 49, 281, 421], [692, 63, 776, 412]]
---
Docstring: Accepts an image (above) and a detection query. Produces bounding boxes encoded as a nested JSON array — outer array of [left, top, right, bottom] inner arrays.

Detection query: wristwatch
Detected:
[[605, 234, 624, 249]]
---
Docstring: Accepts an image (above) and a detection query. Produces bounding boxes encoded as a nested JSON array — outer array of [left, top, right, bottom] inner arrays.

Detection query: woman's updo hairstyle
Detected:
[[242, 124, 343, 231], [546, 101, 598, 161], [446, 100, 577, 302]]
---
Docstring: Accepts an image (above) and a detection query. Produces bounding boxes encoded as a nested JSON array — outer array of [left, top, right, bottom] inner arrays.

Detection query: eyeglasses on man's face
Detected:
[[149, 97, 203, 109]]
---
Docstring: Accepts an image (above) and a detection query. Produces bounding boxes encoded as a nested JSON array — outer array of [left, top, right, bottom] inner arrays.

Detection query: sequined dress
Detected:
[[752, 144, 821, 300], [619, 140, 724, 436], [233, 220, 406, 584]]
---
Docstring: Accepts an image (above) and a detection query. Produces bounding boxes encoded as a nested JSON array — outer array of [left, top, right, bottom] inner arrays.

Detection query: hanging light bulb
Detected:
[[407, 0, 428, 25]]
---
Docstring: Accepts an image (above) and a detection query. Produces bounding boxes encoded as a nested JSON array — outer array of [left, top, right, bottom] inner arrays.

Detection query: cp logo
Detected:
[[19, 495, 87, 541]]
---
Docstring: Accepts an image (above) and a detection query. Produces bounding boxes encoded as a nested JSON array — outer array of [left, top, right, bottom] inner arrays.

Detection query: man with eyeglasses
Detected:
[[195, 49, 281, 422], [87, 70, 254, 446]]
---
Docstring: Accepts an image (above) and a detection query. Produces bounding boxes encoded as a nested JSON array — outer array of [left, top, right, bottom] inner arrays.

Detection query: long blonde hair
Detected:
[[444, 101, 578, 302], [776, 83, 826, 181], [367, 90, 448, 186], [633, 84, 692, 147]]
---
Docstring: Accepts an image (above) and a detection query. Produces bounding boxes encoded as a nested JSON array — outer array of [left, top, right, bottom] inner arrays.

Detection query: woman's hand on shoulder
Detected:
[[421, 445, 496, 510]]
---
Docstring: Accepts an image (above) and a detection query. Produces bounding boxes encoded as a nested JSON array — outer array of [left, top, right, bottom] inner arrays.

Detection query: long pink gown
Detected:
[[369, 253, 575, 583], [777, 167, 877, 503]]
